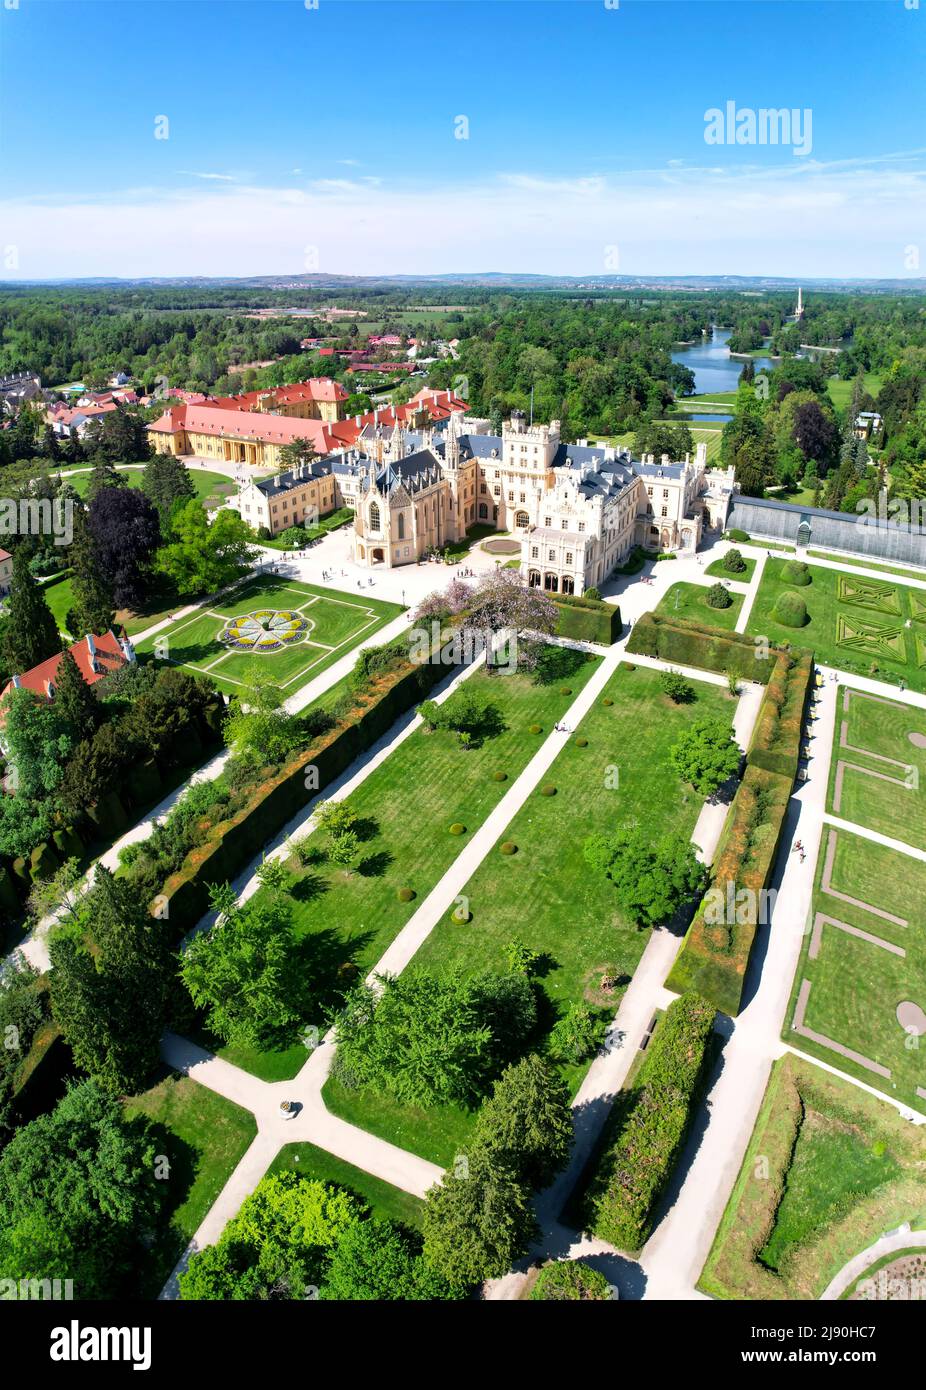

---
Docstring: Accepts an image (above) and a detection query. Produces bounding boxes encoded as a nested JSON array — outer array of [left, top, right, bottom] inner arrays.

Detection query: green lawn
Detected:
[[826, 686, 926, 851], [704, 554, 757, 583], [783, 825, 926, 1108], [259, 506, 355, 550], [656, 580, 744, 630], [124, 1072, 257, 1298], [268, 1141, 424, 1228], [612, 426, 723, 464], [747, 558, 926, 692], [66, 465, 236, 509], [219, 653, 602, 1083], [827, 374, 883, 415], [699, 1053, 926, 1300], [40, 574, 76, 634], [807, 549, 926, 584], [759, 1108, 900, 1273], [324, 663, 734, 1166], [133, 575, 403, 695]]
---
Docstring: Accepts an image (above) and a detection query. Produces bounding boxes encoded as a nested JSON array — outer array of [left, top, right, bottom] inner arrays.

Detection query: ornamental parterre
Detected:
[[219, 609, 310, 652]]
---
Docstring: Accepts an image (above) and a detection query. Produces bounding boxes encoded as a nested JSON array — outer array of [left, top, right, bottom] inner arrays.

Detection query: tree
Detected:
[[223, 662, 303, 768], [87, 486, 160, 609], [84, 455, 128, 502], [333, 969, 493, 1108], [669, 716, 741, 796], [473, 1056, 573, 1189], [466, 570, 558, 670], [53, 647, 100, 742], [660, 669, 695, 703], [327, 829, 360, 873], [1, 687, 72, 798], [180, 1173, 363, 1301], [320, 1219, 459, 1301], [49, 866, 172, 1094], [155, 499, 256, 597], [141, 452, 195, 530], [422, 1148, 537, 1287], [278, 438, 319, 475], [2, 545, 60, 672], [583, 826, 708, 929], [633, 421, 695, 462], [66, 507, 116, 637], [0, 1080, 162, 1297], [312, 799, 358, 839], [179, 884, 300, 1050], [547, 1001, 608, 1064]]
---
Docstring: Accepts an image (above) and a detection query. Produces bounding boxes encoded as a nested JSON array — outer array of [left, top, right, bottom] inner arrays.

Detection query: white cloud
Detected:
[[2, 155, 925, 279], [177, 171, 236, 182]]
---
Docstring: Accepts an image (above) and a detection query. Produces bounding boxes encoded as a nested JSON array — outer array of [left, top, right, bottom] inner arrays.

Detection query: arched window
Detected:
[[515, 511, 529, 529], [369, 502, 381, 531], [397, 513, 405, 540], [479, 503, 488, 520]]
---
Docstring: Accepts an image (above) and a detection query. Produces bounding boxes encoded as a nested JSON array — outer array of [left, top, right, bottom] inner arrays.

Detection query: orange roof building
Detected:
[[0, 630, 132, 716]]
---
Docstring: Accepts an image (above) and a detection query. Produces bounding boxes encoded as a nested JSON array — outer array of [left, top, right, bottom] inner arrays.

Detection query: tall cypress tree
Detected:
[[67, 509, 116, 636], [54, 647, 100, 743], [2, 546, 61, 673], [49, 866, 171, 1095]]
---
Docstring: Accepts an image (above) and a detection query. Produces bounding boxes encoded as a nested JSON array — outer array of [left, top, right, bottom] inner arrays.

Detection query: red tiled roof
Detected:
[[0, 630, 127, 711], [147, 403, 336, 450]]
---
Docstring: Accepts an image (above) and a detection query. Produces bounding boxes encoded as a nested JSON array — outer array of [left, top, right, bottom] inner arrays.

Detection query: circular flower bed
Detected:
[[500, 841, 518, 855], [220, 608, 309, 652], [449, 823, 466, 836]]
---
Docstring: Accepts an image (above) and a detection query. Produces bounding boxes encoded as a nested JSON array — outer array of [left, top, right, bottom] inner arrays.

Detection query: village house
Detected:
[[0, 630, 134, 725]]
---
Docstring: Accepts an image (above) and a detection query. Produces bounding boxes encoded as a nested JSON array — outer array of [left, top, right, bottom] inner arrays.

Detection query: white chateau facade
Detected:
[[237, 410, 735, 594]]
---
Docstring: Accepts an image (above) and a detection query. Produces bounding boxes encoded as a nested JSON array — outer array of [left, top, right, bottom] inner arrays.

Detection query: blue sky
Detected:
[[1, 0, 925, 278]]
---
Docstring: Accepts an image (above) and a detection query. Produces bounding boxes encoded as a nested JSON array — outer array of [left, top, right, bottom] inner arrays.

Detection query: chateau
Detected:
[[237, 409, 734, 594], [147, 378, 467, 469]]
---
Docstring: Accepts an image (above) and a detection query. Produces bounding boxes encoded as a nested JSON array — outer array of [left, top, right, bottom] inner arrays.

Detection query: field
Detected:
[[269, 1142, 424, 1229], [124, 1073, 257, 1297], [747, 558, 926, 692], [656, 580, 744, 630], [783, 823, 926, 1108], [826, 374, 883, 415], [704, 554, 757, 583], [699, 1054, 926, 1300], [219, 652, 602, 1087], [826, 686, 926, 851], [133, 574, 403, 695], [65, 464, 236, 509], [324, 663, 734, 1166]]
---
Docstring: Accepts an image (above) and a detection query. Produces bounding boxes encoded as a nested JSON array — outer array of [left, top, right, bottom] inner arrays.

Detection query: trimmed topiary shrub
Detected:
[[529, 724, 543, 734], [452, 905, 471, 924], [575, 736, 588, 747], [782, 559, 811, 586], [397, 886, 416, 902], [602, 697, 614, 706], [725, 528, 749, 543], [723, 548, 747, 574], [492, 770, 507, 782], [530, 1260, 613, 1301], [541, 784, 557, 796], [500, 841, 518, 855], [449, 823, 466, 836], [772, 590, 808, 627], [559, 687, 572, 695], [624, 664, 636, 672], [706, 582, 733, 610]]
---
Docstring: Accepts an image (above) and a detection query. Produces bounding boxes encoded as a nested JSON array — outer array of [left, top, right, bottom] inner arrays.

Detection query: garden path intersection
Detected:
[[14, 523, 926, 1302]]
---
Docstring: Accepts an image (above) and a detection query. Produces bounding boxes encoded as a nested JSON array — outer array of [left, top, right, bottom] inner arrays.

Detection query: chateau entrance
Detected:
[[371, 547, 386, 565]]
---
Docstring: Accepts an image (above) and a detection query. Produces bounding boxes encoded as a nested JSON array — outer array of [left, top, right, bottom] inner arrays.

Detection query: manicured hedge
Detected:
[[665, 765, 792, 1016], [626, 612, 775, 683], [156, 644, 455, 936], [746, 650, 813, 781], [582, 993, 716, 1250], [549, 592, 621, 645]]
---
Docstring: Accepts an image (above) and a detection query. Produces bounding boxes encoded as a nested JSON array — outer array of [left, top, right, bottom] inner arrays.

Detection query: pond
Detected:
[[672, 326, 775, 396]]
